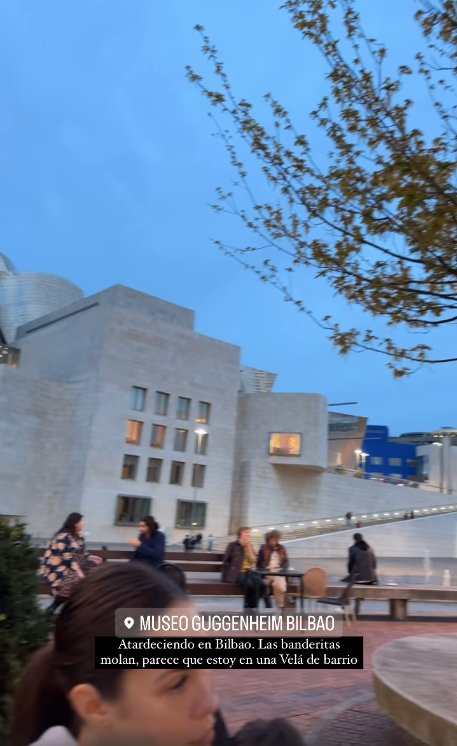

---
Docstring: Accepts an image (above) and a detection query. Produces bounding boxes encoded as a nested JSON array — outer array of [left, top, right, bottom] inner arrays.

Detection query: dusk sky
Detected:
[[0, 1, 454, 436]]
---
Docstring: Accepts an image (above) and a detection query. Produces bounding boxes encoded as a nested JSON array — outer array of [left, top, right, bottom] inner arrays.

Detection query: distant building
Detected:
[[362, 425, 427, 482]]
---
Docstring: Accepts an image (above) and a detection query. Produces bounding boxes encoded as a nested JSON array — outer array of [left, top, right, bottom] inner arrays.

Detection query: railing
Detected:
[[211, 501, 457, 550], [326, 465, 449, 492]]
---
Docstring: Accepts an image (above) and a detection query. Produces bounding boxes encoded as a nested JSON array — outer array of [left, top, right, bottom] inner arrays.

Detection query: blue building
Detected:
[[361, 425, 419, 481]]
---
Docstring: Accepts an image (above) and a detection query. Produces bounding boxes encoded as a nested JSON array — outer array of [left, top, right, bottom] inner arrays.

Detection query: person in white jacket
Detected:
[[11, 563, 224, 746]]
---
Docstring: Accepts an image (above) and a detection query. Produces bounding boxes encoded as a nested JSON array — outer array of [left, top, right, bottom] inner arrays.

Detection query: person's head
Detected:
[[11, 563, 217, 746], [158, 562, 188, 593], [59, 513, 84, 538], [237, 527, 251, 546], [353, 533, 363, 543], [139, 516, 158, 537], [232, 718, 304, 746], [268, 530, 281, 548]]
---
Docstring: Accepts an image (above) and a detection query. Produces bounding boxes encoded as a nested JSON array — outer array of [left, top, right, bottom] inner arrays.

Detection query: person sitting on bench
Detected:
[[257, 530, 288, 609], [347, 532, 378, 584], [222, 527, 270, 609]]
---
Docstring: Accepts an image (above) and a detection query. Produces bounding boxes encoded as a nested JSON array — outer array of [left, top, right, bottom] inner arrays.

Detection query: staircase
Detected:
[[210, 501, 457, 552]]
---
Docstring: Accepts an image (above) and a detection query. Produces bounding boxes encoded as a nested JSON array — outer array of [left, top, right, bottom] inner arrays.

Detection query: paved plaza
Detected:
[[214, 621, 457, 743]]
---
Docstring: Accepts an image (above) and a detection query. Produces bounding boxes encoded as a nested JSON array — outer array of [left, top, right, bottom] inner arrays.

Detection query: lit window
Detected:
[[130, 386, 146, 412], [126, 420, 143, 445], [154, 391, 169, 416], [146, 458, 162, 483], [196, 401, 211, 424], [195, 432, 208, 455], [269, 433, 301, 456], [389, 458, 402, 466], [176, 397, 191, 421], [121, 455, 139, 480], [191, 464, 206, 488], [170, 461, 185, 485], [151, 424, 166, 449], [175, 500, 206, 528], [173, 428, 188, 452], [370, 456, 383, 465], [116, 495, 151, 524]]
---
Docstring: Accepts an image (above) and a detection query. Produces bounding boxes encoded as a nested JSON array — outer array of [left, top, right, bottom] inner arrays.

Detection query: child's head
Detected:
[[11, 563, 217, 746], [233, 718, 304, 746]]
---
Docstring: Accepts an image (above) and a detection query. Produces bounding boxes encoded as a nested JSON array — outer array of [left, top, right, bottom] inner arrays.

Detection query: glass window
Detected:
[[151, 424, 167, 449], [407, 459, 418, 468], [121, 455, 139, 480], [126, 420, 143, 445], [195, 432, 208, 455], [116, 495, 151, 524], [154, 391, 169, 416], [173, 428, 188, 452], [196, 401, 211, 424], [370, 456, 383, 465], [176, 397, 191, 421], [191, 464, 206, 488], [146, 458, 162, 483], [175, 500, 207, 528], [389, 458, 402, 466], [130, 386, 146, 412], [269, 433, 301, 456], [170, 461, 185, 485]]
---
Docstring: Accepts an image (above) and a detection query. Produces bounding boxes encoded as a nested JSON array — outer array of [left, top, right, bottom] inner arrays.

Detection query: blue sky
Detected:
[[0, 0, 454, 436]]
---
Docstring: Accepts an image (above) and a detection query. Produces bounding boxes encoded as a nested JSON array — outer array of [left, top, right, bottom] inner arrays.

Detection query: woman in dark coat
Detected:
[[128, 515, 165, 569]]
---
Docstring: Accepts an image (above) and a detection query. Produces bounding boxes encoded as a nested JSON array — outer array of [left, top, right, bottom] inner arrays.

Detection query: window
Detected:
[[173, 428, 188, 452], [116, 495, 151, 524], [389, 458, 402, 466], [195, 432, 208, 456], [0, 345, 20, 367], [176, 397, 191, 421], [126, 420, 143, 445], [269, 433, 301, 456], [154, 391, 169, 416], [146, 458, 162, 483], [151, 424, 166, 449], [175, 500, 207, 528], [170, 461, 185, 485], [130, 386, 146, 411], [191, 464, 206, 488], [196, 401, 211, 424], [121, 455, 139, 480], [370, 456, 383, 465], [407, 459, 418, 468]]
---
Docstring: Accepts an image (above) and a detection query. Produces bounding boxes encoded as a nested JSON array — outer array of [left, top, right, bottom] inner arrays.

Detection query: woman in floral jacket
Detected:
[[41, 512, 102, 608]]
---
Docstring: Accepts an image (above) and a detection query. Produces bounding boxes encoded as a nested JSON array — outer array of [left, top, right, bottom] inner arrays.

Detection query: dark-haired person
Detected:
[[128, 516, 165, 569], [222, 527, 270, 609], [348, 532, 378, 584], [257, 530, 288, 609], [41, 513, 102, 609], [233, 718, 303, 746], [11, 562, 228, 746]]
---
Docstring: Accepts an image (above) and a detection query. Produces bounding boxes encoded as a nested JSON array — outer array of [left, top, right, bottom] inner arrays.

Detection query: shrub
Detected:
[[0, 519, 50, 742]]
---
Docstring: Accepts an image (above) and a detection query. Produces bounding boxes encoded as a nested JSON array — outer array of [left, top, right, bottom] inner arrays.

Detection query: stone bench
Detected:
[[373, 634, 457, 745]]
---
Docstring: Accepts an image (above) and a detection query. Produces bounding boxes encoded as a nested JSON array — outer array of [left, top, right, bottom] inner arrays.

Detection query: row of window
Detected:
[[370, 457, 417, 467], [116, 495, 207, 528], [121, 455, 206, 488], [131, 387, 211, 424], [126, 421, 209, 454]]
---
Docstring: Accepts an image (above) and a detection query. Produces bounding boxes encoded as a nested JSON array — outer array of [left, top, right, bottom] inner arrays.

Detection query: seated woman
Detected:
[[257, 530, 289, 609], [128, 515, 165, 569], [41, 512, 102, 610], [12, 562, 230, 746]]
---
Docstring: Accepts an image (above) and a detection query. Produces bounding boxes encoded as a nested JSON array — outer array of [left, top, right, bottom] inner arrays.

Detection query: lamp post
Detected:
[[191, 428, 207, 535]]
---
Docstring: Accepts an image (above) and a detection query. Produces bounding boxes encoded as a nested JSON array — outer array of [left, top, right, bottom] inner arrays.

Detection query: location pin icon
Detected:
[[124, 617, 134, 630]]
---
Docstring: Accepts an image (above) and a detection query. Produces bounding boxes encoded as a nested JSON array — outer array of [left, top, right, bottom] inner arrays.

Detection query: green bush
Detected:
[[0, 519, 50, 742]]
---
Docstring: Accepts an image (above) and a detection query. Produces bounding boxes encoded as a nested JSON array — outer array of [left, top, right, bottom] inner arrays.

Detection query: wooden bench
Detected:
[[327, 583, 457, 621]]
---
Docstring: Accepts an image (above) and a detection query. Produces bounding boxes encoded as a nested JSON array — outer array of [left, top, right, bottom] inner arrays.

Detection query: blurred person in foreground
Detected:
[[222, 527, 270, 609], [128, 516, 165, 569], [232, 718, 303, 746], [347, 532, 378, 584], [256, 531, 288, 610], [10, 563, 228, 746]]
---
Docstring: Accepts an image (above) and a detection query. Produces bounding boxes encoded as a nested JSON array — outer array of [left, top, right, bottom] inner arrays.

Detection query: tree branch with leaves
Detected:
[[187, 0, 457, 376]]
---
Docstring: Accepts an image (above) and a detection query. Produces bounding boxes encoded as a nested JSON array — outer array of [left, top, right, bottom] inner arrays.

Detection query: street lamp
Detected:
[[191, 429, 207, 534]]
